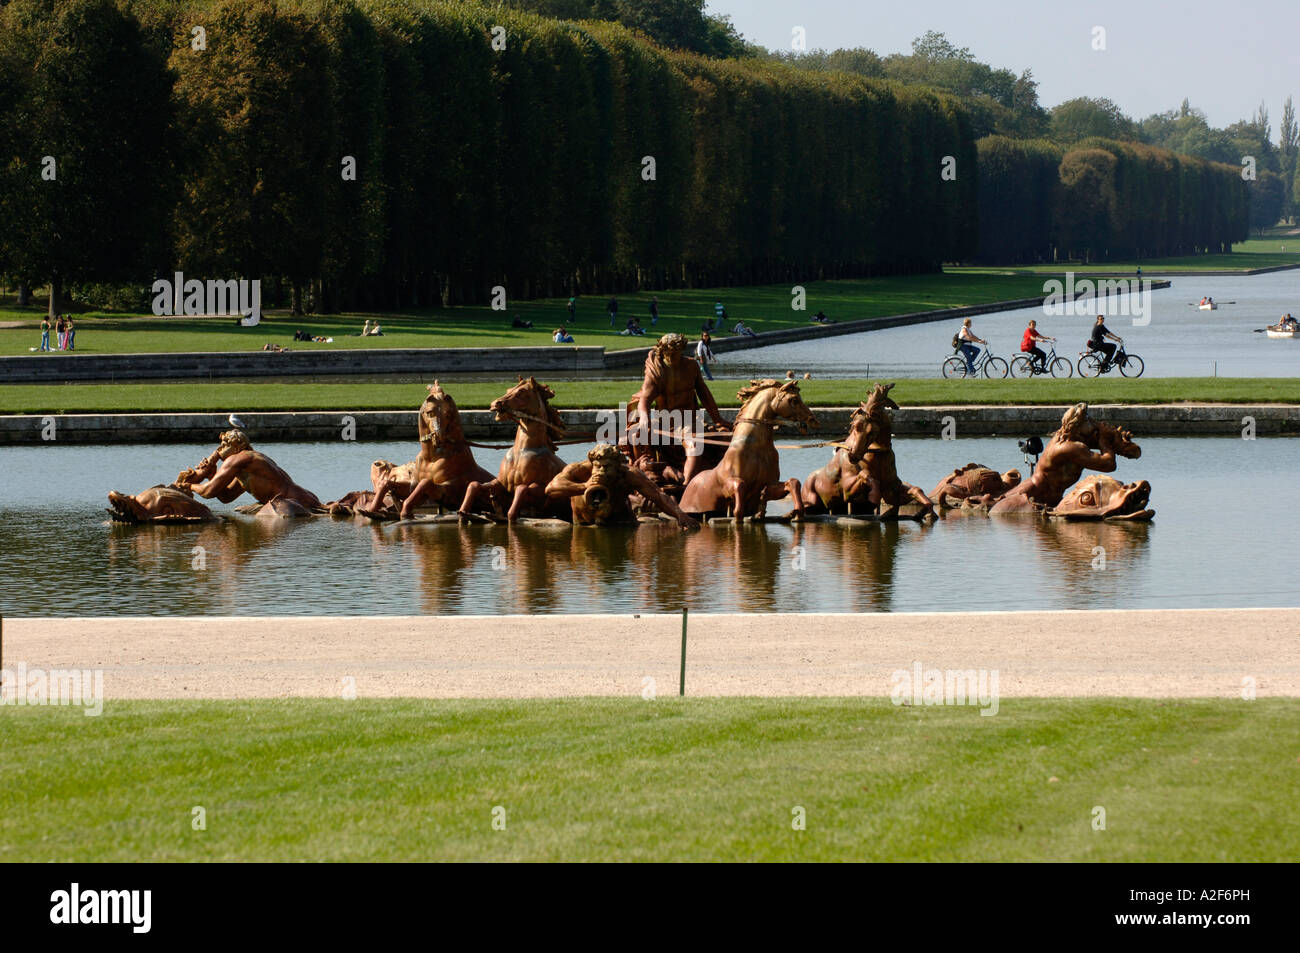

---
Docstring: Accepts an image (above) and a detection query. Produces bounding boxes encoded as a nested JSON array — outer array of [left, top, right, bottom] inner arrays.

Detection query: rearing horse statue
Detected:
[[366, 381, 494, 519], [803, 382, 933, 519], [679, 379, 818, 520], [459, 376, 568, 523]]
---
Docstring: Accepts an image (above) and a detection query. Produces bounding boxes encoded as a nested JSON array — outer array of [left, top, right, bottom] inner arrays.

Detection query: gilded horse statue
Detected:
[[358, 382, 493, 519], [459, 377, 568, 522], [679, 379, 818, 520], [803, 382, 933, 520]]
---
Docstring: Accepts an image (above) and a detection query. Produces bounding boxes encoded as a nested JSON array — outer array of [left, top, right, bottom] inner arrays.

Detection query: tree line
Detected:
[[0, 0, 977, 314], [0, 1, 1247, 317], [976, 136, 1247, 264]]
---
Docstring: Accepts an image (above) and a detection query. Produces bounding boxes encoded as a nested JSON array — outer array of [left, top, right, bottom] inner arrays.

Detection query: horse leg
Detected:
[[730, 478, 747, 521], [506, 483, 536, 523], [764, 479, 805, 519], [908, 484, 936, 520], [401, 479, 446, 520], [786, 478, 805, 518], [458, 479, 496, 518]]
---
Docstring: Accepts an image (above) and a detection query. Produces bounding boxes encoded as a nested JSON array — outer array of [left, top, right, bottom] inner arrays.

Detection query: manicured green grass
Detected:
[[0, 273, 1053, 356], [1, 698, 1295, 861], [950, 231, 1300, 275], [3, 377, 1297, 414]]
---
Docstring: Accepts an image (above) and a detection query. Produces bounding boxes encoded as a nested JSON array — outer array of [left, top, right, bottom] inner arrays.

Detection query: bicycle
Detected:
[[1077, 340, 1144, 378], [942, 345, 1008, 379], [1010, 344, 1073, 379]]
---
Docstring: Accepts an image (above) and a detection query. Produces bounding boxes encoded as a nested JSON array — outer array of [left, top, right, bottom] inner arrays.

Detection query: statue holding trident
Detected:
[[623, 333, 732, 489]]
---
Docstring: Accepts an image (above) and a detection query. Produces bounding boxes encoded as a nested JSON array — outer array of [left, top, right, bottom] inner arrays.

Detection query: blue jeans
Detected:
[[67, 330, 75, 350], [40, 331, 49, 351], [959, 343, 979, 373], [700, 361, 713, 381]]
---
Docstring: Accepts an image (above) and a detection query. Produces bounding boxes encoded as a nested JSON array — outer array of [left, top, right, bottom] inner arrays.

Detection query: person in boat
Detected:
[[1280, 314, 1298, 330], [1200, 297, 1206, 306]]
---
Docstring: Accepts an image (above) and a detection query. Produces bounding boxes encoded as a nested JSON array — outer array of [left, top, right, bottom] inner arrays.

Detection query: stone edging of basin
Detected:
[[2, 401, 1294, 445]]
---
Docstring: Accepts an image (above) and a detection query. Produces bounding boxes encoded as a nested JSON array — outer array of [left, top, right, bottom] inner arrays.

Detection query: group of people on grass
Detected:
[[955, 315, 1124, 375], [37, 314, 75, 351]]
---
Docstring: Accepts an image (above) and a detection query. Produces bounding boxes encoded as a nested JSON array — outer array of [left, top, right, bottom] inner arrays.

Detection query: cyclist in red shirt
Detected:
[[1020, 320, 1055, 373]]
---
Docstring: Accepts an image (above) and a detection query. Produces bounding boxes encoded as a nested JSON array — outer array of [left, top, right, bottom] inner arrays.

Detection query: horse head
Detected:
[[1095, 420, 1142, 459], [737, 379, 819, 434], [490, 376, 565, 448], [420, 380, 466, 447]]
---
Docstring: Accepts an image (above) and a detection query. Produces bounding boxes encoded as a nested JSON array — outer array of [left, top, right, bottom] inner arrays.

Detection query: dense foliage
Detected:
[[0, 2, 1252, 313], [976, 135, 1248, 263]]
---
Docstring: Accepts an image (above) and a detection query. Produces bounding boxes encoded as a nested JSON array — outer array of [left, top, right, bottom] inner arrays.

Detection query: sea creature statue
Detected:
[[107, 485, 219, 524], [1049, 475, 1154, 521], [989, 403, 1142, 515], [679, 378, 817, 520], [179, 429, 321, 516], [929, 463, 1022, 509], [625, 333, 731, 488], [358, 382, 494, 519], [459, 377, 569, 523], [802, 382, 933, 520], [546, 444, 699, 528]]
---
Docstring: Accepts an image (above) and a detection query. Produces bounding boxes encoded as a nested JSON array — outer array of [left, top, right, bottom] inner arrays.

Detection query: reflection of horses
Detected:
[[387, 522, 479, 614], [680, 379, 818, 520], [460, 378, 568, 522]]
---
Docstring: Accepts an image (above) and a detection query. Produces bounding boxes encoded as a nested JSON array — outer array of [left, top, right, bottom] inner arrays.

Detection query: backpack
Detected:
[[951, 332, 961, 350]]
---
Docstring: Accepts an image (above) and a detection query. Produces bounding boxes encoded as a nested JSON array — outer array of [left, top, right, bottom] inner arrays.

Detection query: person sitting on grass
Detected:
[[731, 319, 757, 338], [512, 314, 533, 329], [553, 326, 575, 344], [261, 342, 289, 352], [810, 310, 829, 324], [622, 316, 645, 336]]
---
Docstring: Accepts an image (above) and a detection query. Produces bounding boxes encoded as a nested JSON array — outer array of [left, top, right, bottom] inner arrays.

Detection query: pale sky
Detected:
[[708, 0, 1296, 137]]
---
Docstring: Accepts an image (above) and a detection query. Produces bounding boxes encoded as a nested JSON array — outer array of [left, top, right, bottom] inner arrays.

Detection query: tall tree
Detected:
[[0, 0, 172, 317], [1279, 96, 1298, 219]]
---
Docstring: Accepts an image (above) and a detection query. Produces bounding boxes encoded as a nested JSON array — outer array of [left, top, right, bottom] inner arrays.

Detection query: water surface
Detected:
[[1, 436, 1293, 616]]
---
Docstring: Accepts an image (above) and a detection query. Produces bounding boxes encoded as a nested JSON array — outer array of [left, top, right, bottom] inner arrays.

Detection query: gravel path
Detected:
[[4, 609, 1297, 700]]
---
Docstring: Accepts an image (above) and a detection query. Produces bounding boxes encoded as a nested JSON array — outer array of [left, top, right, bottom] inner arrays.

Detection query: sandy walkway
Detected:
[[3, 609, 1298, 700]]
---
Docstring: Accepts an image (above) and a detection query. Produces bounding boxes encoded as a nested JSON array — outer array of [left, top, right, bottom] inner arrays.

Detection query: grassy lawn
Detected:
[[2, 377, 1297, 414], [950, 230, 1300, 276], [0, 273, 1054, 356], [1, 698, 1294, 862]]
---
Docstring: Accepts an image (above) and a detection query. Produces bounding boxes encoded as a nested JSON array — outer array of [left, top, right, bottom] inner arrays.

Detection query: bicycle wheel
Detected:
[[1049, 356, 1073, 378], [983, 356, 1008, 379], [942, 356, 967, 379], [1078, 354, 1103, 378], [1009, 356, 1034, 379], [1119, 353, 1144, 378]]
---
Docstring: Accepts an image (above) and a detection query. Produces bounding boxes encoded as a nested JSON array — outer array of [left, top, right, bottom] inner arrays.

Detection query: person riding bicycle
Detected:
[[1020, 320, 1055, 373], [1089, 315, 1122, 367], [957, 318, 985, 375]]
